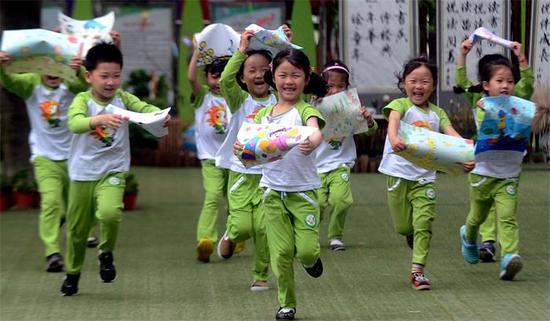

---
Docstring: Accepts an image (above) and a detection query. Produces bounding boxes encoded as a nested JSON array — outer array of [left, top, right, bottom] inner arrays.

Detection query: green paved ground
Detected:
[[1, 165, 548, 321]]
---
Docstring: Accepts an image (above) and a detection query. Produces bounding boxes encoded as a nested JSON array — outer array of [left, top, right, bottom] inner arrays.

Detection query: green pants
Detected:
[[196, 160, 227, 243], [465, 174, 520, 256], [226, 171, 269, 281], [263, 189, 320, 308], [65, 172, 126, 274], [480, 205, 498, 242], [34, 156, 69, 257], [386, 176, 436, 265], [318, 166, 353, 241]]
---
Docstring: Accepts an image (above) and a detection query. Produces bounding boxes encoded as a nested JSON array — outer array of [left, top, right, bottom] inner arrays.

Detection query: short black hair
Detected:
[[205, 56, 230, 77], [84, 42, 123, 71], [236, 49, 272, 91]]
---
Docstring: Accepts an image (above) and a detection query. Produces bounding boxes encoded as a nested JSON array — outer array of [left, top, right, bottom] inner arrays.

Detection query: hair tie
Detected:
[[322, 65, 349, 75]]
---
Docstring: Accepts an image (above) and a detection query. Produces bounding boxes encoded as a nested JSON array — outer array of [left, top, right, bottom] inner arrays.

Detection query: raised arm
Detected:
[[187, 38, 203, 98]]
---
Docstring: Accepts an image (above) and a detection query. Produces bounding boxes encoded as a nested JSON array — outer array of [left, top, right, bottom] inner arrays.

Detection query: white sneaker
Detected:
[[250, 280, 269, 292], [329, 239, 346, 251]]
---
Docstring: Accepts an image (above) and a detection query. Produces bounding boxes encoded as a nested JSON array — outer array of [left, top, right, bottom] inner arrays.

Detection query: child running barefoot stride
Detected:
[[215, 29, 279, 291], [455, 39, 533, 263], [188, 39, 232, 263], [60, 43, 169, 296], [459, 53, 530, 281], [235, 49, 325, 320], [378, 57, 474, 291], [314, 60, 378, 251]]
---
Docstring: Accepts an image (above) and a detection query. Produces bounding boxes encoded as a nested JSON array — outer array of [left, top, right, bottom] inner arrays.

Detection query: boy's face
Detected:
[[85, 62, 122, 102], [41, 75, 62, 89], [206, 72, 221, 95]]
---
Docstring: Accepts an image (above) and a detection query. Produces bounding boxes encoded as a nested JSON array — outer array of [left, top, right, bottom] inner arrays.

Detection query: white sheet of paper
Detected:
[[58, 11, 114, 55], [105, 105, 171, 138], [194, 23, 240, 66], [468, 27, 513, 49], [246, 24, 302, 55]]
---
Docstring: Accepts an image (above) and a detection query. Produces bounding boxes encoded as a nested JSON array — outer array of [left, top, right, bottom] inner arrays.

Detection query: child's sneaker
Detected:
[[410, 272, 431, 290], [460, 225, 479, 264], [87, 236, 99, 248], [499, 253, 523, 281], [479, 241, 496, 262], [46, 253, 64, 272], [275, 307, 296, 320], [303, 258, 323, 278], [405, 234, 414, 249], [60, 273, 80, 296], [217, 231, 235, 260], [329, 239, 346, 251], [250, 280, 269, 292], [196, 238, 214, 263], [98, 252, 116, 282], [234, 241, 246, 255]]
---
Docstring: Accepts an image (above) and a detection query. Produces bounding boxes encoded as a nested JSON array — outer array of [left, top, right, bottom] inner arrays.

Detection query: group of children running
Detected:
[[0, 22, 533, 321]]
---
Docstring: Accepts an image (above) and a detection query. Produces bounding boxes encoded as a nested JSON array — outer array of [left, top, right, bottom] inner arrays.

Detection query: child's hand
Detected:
[[91, 114, 126, 130], [460, 39, 474, 56], [510, 41, 528, 68], [360, 106, 375, 127], [389, 136, 406, 152], [233, 141, 244, 155], [298, 137, 316, 155], [0, 51, 11, 65], [163, 114, 171, 128], [462, 161, 475, 172], [110, 31, 121, 48], [69, 56, 83, 72], [282, 24, 293, 41], [476, 100, 485, 111], [239, 30, 255, 53]]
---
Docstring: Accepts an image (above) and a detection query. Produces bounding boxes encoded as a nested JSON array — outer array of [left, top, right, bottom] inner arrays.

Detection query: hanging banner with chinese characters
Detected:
[[342, 0, 418, 93], [438, 0, 510, 91], [531, 0, 550, 86]]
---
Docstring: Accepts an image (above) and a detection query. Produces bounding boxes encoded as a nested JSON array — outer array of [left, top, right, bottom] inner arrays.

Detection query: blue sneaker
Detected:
[[499, 254, 522, 281], [460, 225, 479, 264]]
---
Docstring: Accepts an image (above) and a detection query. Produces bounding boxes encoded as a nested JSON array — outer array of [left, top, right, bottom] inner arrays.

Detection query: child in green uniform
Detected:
[[236, 49, 325, 320], [455, 39, 533, 262], [215, 29, 278, 291], [459, 53, 529, 281], [188, 39, 232, 263], [313, 60, 378, 251], [60, 43, 168, 296], [0, 51, 87, 272], [378, 57, 474, 290]]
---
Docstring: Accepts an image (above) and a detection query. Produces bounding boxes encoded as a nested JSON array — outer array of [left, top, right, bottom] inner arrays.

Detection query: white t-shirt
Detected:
[[215, 93, 276, 174], [378, 98, 451, 182], [255, 101, 325, 192], [68, 90, 160, 181], [192, 86, 231, 160], [314, 137, 356, 173]]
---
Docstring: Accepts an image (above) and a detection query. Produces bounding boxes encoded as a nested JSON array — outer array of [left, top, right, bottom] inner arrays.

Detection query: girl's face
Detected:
[[273, 60, 308, 104], [325, 71, 348, 95], [402, 65, 435, 108], [241, 54, 270, 98], [482, 66, 515, 97]]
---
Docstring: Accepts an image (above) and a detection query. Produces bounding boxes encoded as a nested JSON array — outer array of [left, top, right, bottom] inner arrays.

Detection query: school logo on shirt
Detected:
[[205, 104, 228, 134], [505, 184, 516, 196], [245, 106, 265, 121], [425, 188, 436, 200], [108, 177, 120, 185], [328, 138, 344, 150], [90, 126, 115, 147], [39, 100, 61, 128], [305, 214, 317, 228]]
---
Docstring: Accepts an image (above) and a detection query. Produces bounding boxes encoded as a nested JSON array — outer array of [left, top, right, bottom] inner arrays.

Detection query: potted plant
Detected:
[[12, 170, 39, 209], [123, 173, 139, 211], [0, 175, 14, 212]]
